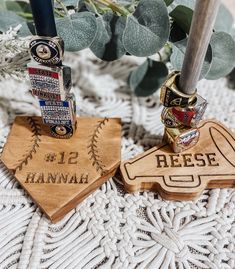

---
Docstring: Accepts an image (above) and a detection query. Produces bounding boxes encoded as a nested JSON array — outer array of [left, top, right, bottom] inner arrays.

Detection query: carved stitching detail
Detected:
[[87, 118, 109, 176], [15, 117, 41, 171]]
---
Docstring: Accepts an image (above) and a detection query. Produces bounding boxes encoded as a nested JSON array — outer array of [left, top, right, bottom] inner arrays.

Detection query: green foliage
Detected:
[[129, 59, 168, 96], [0, 0, 235, 96], [170, 0, 195, 10], [170, 30, 235, 81], [57, 0, 80, 6], [206, 32, 235, 80], [215, 4, 234, 33], [0, 1, 6, 10], [170, 38, 213, 79], [5, 0, 31, 13], [4, 0, 32, 20], [169, 21, 186, 42], [170, 5, 192, 34], [56, 12, 97, 51], [170, 38, 186, 70], [18, 22, 35, 36], [0, 10, 25, 32], [164, 0, 174, 6], [123, 0, 169, 56], [90, 12, 126, 60]]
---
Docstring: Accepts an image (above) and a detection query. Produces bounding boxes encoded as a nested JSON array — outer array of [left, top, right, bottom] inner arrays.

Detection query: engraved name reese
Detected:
[[155, 152, 219, 168]]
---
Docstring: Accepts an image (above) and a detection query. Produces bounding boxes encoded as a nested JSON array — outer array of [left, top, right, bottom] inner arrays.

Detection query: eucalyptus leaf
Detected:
[[83, 1, 98, 13], [129, 59, 148, 90], [231, 27, 235, 40], [56, 12, 97, 51], [63, 0, 79, 5], [55, 0, 79, 7], [116, 0, 134, 6], [206, 32, 235, 80], [123, 0, 170, 57], [170, 38, 212, 79], [0, 10, 25, 32], [169, 21, 186, 43], [90, 17, 110, 59], [164, 0, 174, 6], [170, 38, 186, 70], [171, 0, 195, 9], [170, 5, 193, 34], [6, 0, 31, 14], [116, 0, 138, 13], [215, 4, 234, 34], [18, 21, 35, 36], [0, 1, 6, 10], [129, 59, 168, 96], [90, 12, 126, 61]]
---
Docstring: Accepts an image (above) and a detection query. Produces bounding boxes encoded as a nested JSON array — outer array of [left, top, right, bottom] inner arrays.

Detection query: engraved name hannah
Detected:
[[25, 172, 89, 184]]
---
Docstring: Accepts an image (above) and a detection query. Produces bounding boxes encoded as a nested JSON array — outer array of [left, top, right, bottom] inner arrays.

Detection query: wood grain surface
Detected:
[[1, 116, 121, 223], [120, 120, 235, 200]]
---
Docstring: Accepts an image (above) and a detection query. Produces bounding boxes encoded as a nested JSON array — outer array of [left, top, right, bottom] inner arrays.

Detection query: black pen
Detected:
[[29, 0, 57, 37]]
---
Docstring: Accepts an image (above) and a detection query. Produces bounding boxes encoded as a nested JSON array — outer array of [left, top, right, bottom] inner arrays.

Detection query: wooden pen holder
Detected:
[[120, 120, 235, 200], [1, 116, 121, 223]]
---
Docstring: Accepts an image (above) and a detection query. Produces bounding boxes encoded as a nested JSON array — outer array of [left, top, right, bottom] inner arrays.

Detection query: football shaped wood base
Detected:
[[120, 120, 235, 200], [1, 116, 121, 223]]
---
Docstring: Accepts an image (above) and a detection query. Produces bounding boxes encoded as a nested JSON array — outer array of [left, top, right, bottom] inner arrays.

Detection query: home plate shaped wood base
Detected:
[[1, 116, 121, 223], [120, 120, 235, 200]]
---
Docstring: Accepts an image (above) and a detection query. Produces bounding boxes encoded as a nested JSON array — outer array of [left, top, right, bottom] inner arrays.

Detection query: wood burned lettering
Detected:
[[44, 152, 79, 164], [155, 152, 219, 168], [25, 172, 89, 184]]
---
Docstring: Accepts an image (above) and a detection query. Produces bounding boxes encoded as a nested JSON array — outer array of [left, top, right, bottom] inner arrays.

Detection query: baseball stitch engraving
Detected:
[[87, 118, 109, 176], [15, 117, 42, 172]]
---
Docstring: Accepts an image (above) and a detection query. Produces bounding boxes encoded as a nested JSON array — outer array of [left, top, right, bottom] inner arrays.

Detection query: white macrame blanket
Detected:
[[0, 50, 235, 269]]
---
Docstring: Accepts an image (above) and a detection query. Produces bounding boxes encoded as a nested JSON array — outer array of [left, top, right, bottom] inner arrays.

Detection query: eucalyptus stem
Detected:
[[17, 12, 33, 20], [55, 0, 69, 16], [157, 52, 162, 62], [87, 0, 99, 15], [92, 0, 130, 16], [156, 43, 172, 63], [54, 9, 65, 18]]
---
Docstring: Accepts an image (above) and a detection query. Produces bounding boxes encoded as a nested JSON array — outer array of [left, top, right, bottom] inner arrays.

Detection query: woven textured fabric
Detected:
[[0, 50, 235, 269]]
